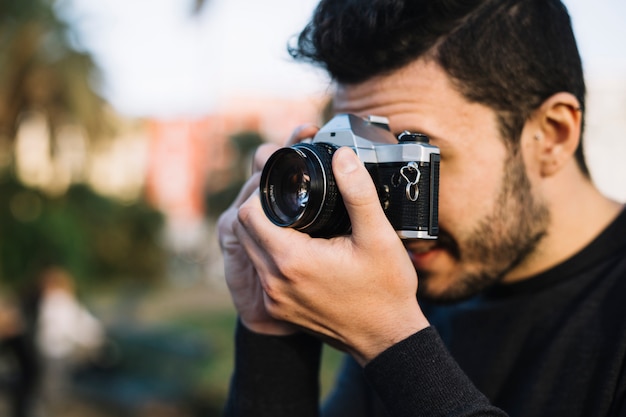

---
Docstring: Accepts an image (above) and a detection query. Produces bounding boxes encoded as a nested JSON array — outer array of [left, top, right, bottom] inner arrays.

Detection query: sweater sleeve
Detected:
[[223, 320, 323, 417], [364, 326, 507, 417]]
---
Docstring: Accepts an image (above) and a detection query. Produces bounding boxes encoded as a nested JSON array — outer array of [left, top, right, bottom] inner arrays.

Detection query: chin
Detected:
[[417, 267, 496, 304], [417, 270, 462, 303]]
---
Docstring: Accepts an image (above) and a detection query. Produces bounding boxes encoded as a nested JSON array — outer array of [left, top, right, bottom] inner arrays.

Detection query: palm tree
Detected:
[[0, 0, 110, 149]]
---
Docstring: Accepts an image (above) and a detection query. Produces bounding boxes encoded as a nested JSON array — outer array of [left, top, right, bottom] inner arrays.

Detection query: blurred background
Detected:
[[0, 0, 624, 416]]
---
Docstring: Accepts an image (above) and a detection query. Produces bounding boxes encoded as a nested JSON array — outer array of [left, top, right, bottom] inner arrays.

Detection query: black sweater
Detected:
[[224, 207, 626, 417]]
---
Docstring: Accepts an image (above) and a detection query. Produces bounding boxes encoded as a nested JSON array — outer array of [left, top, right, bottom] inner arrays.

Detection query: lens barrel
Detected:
[[260, 142, 351, 238]]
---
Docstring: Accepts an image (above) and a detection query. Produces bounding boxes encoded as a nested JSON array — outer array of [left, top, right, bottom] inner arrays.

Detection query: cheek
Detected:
[[437, 156, 504, 234]]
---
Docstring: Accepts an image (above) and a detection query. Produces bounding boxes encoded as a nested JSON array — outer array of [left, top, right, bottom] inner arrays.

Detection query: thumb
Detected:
[[332, 147, 393, 243]]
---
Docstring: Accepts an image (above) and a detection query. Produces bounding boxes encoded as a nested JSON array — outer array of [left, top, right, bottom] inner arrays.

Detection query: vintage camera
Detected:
[[260, 113, 440, 239]]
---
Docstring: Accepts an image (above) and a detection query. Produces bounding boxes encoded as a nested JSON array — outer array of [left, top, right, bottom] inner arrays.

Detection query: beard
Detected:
[[418, 148, 551, 303]]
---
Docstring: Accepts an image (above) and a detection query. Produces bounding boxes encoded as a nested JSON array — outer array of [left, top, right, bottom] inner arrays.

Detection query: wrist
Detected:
[[350, 308, 430, 366], [240, 316, 300, 336]]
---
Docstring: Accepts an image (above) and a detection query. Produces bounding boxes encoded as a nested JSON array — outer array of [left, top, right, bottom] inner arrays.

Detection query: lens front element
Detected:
[[264, 149, 313, 224], [260, 143, 350, 237], [285, 169, 310, 216]]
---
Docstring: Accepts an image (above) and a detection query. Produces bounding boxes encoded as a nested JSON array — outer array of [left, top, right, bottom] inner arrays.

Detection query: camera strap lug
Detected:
[[400, 161, 421, 202]]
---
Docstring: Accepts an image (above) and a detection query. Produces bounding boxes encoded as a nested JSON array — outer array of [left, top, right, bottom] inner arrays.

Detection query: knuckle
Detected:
[[287, 123, 318, 145], [253, 144, 279, 171], [236, 203, 254, 225], [273, 256, 299, 280], [264, 301, 282, 320], [265, 297, 292, 323], [217, 210, 236, 246], [261, 284, 284, 314], [260, 280, 277, 300], [217, 209, 233, 234]]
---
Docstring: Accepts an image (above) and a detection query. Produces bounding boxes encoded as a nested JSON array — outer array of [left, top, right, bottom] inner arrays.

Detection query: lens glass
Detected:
[[265, 151, 312, 224], [281, 164, 310, 217]]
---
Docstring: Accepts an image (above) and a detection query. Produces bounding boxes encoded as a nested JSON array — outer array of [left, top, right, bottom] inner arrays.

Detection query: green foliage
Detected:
[[205, 181, 244, 220], [0, 176, 166, 290], [229, 131, 264, 156], [0, 0, 110, 141]]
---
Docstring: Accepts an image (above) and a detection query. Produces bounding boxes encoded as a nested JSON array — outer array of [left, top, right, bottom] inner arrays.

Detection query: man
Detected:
[[218, 0, 626, 415]]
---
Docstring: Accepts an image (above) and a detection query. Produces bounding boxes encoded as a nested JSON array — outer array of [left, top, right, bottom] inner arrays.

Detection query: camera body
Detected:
[[260, 113, 440, 239]]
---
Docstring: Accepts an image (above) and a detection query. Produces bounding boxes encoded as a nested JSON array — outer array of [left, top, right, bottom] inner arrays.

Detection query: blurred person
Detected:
[[218, 0, 626, 416], [0, 292, 40, 417], [35, 266, 104, 414]]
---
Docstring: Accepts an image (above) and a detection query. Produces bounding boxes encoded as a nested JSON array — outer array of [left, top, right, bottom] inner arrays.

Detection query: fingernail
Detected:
[[335, 148, 359, 174]]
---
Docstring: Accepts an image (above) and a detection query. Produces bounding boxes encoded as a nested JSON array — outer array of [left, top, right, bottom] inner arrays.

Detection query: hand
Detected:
[[217, 124, 320, 336], [236, 147, 430, 365]]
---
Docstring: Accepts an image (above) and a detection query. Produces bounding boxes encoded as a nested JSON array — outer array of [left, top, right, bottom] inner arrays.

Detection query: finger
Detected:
[[285, 123, 319, 146], [234, 198, 290, 302], [217, 174, 263, 249], [231, 172, 262, 209], [232, 212, 273, 278], [217, 204, 237, 249], [252, 143, 281, 173], [332, 147, 395, 246], [237, 193, 308, 264]]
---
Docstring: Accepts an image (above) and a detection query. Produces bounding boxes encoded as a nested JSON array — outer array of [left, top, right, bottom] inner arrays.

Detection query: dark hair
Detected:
[[290, 0, 589, 176]]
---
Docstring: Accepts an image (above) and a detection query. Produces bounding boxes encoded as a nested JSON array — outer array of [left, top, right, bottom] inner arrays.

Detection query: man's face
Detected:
[[333, 59, 550, 302]]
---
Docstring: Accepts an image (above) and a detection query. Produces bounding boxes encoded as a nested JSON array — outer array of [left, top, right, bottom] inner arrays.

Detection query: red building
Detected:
[[144, 95, 327, 250]]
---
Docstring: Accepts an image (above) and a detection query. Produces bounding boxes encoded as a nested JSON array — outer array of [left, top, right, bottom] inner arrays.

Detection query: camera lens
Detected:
[[282, 167, 310, 217], [260, 143, 351, 237], [262, 147, 315, 224]]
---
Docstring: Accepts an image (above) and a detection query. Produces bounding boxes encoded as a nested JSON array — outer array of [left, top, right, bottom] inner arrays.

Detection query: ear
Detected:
[[526, 92, 582, 177]]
